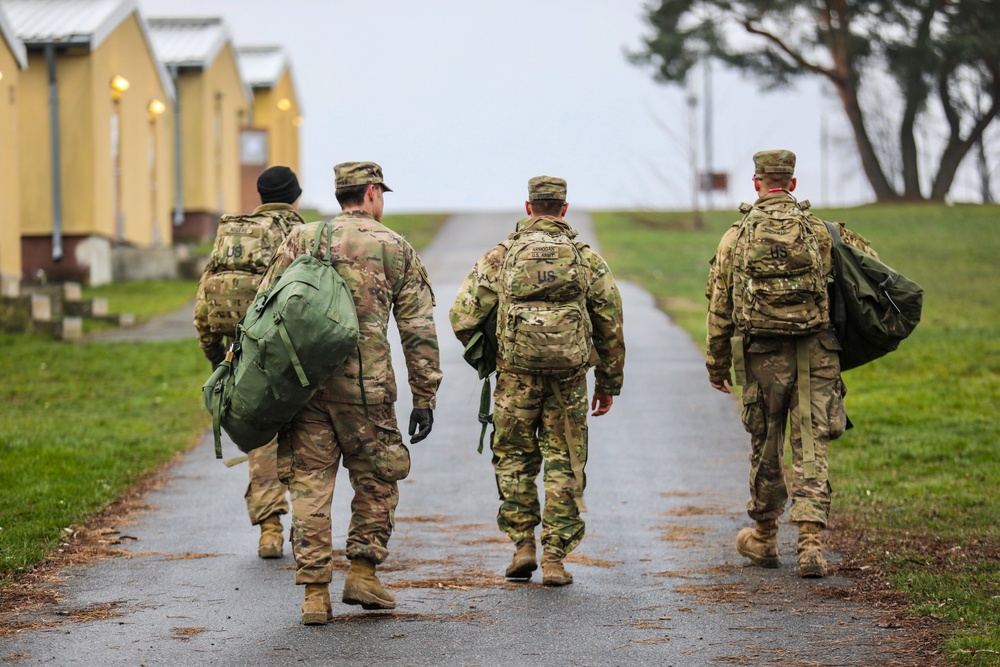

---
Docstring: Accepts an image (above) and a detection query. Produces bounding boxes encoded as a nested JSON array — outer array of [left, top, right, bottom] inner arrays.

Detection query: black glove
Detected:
[[408, 408, 434, 444], [207, 347, 227, 372]]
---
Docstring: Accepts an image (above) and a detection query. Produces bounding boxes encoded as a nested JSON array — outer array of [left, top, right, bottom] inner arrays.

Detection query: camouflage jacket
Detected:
[[450, 216, 626, 395], [193, 203, 305, 360], [705, 192, 877, 383], [257, 210, 442, 409]]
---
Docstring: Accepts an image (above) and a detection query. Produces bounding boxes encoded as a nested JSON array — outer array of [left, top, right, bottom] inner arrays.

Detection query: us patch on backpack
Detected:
[[202, 214, 284, 337], [732, 206, 830, 336], [497, 228, 592, 376]]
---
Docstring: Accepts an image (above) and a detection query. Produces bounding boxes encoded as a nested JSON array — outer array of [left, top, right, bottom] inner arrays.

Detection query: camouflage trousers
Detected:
[[277, 400, 410, 585], [244, 440, 289, 525], [491, 370, 588, 560], [741, 331, 848, 527]]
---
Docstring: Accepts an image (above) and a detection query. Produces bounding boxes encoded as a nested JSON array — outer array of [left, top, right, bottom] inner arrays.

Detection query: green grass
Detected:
[[83, 279, 199, 322], [593, 203, 1000, 665], [0, 335, 209, 578], [380, 213, 450, 250]]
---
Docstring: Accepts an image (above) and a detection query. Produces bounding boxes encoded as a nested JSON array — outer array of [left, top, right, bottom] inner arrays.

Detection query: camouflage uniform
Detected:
[[451, 191, 625, 560], [193, 202, 306, 527], [257, 203, 441, 585], [705, 151, 876, 528]]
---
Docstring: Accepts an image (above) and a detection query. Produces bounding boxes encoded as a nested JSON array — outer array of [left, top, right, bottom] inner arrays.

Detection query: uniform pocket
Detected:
[[740, 382, 766, 437], [366, 420, 411, 482]]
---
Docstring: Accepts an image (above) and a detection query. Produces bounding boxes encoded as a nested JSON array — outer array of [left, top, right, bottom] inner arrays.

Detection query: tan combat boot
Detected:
[[796, 521, 828, 578], [736, 519, 780, 568], [301, 583, 332, 625], [258, 514, 284, 559], [342, 558, 396, 610], [541, 553, 573, 586], [505, 539, 537, 579]]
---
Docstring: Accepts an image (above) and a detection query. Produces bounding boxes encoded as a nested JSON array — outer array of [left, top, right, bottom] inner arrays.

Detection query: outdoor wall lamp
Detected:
[[276, 97, 291, 111], [148, 98, 166, 119], [110, 74, 130, 100]]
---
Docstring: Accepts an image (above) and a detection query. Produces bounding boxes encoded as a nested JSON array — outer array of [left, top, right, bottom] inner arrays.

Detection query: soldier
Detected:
[[256, 161, 441, 624], [705, 150, 876, 578], [193, 165, 305, 560], [450, 176, 625, 586]]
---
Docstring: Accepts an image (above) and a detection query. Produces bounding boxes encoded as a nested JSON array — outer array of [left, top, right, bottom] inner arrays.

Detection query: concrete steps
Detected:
[[1, 282, 135, 341]]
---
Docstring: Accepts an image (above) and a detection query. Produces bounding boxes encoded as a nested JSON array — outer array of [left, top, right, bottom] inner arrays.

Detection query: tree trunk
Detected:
[[834, 80, 900, 201], [930, 66, 1000, 201]]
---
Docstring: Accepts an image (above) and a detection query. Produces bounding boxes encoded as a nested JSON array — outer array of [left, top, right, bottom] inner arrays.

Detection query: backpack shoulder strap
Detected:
[[310, 221, 333, 265]]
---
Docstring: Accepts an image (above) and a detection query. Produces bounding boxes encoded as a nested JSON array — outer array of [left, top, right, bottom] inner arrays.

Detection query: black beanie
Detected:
[[257, 166, 302, 204]]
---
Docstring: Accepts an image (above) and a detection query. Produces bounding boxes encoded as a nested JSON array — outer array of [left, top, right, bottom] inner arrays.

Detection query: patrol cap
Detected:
[[528, 175, 567, 201], [257, 165, 302, 204], [753, 150, 796, 175], [334, 161, 393, 192]]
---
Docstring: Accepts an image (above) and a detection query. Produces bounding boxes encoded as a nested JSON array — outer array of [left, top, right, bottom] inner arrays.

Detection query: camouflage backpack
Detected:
[[201, 210, 302, 337], [496, 223, 592, 376], [731, 199, 830, 336]]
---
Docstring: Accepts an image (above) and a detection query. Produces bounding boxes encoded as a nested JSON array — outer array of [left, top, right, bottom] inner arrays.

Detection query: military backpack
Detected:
[[496, 222, 592, 376], [201, 210, 300, 338], [732, 199, 830, 336], [202, 221, 360, 456]]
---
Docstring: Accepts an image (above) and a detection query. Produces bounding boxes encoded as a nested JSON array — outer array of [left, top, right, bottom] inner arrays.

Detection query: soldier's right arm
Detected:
[[449, 245, 505, 347], [705, 227, 739, 384]]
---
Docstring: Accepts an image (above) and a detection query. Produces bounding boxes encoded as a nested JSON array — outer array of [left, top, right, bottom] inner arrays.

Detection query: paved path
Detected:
[[2, 213, 908, 666]]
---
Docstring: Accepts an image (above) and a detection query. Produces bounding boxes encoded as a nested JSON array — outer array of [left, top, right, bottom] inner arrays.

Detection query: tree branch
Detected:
[[740, 19, 837, 81]]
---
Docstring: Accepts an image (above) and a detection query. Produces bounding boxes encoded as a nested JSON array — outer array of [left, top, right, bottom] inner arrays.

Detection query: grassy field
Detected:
[[2, 213, 448, 585], [0, 333, 210, 576], [593, 203, 1000, 665]]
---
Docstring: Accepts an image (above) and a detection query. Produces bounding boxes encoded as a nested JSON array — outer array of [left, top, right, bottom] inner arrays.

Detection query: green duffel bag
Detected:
[[824, 221, 923, 371], [202, 221, 360, 456]]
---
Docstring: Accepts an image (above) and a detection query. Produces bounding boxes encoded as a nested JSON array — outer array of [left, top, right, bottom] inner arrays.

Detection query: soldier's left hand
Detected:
[[591, 392, 614, 417], [408, 408, 434, 444]]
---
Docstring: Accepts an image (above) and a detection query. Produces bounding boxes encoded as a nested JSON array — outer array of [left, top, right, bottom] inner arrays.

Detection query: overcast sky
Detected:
[[136, 0, 954, 214]]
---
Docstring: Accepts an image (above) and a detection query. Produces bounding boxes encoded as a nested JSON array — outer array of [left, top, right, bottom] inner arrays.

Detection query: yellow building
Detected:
[[236, 45, 301, 214], [3, 0, 175, 285], [148, 17, 249, 242], [0, 6, 26, 297]]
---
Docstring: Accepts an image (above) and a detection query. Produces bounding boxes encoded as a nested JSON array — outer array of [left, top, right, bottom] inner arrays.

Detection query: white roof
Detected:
[[0, 0, 174, 100], [147, 16, 228, 69], [0, 0, 131, 48], [0, 3, 26, 67], [236, 44, 287, 89]]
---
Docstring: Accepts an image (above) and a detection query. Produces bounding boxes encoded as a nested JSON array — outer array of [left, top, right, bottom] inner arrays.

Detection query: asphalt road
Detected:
[[2, 212, 908, 666]]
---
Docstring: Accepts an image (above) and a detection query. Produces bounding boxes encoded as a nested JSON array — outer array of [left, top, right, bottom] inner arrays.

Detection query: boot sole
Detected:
[[301, 611, 328, 625], [542, 575, 573, 586], [798, 564, 828, 578], [258, 545, 282, 559], [505, 559, 538, 579], [737, 545, 780, 568], [343, 589, 396, 610]]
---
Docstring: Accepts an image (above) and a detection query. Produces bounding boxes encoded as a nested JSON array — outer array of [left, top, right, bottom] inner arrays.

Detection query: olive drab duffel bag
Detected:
[[202, 221, 360, 456], [823, 221, 923, 371]]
